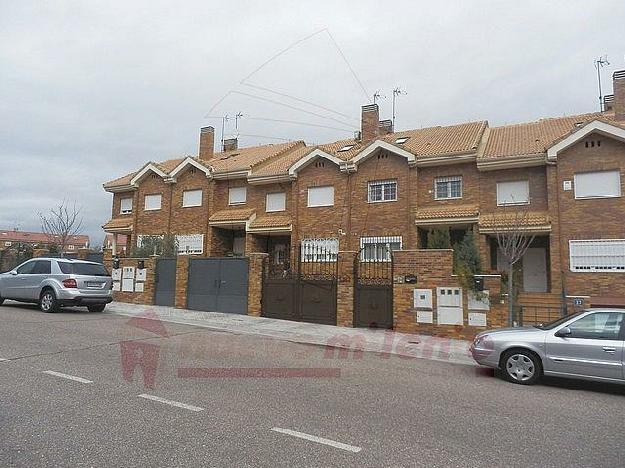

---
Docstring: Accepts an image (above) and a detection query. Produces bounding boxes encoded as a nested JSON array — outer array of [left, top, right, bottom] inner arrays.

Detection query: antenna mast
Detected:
[[392, 87, 407, 128], [595, 55, 610, 112], [373, 90, 386, 105], [220, 114, 229, 151]]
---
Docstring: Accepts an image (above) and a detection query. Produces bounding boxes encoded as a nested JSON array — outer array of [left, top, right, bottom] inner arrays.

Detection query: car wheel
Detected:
[[501, 349, 542, 385], [87, 304, 106, 313], [39, 289, 59, 313], [0, 296, 4, 306]]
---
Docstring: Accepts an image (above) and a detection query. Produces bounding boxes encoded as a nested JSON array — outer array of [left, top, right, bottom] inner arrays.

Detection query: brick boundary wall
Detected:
[[392, 250, 506, 340], [104, 250, 156, 305], [336, 251, 357, 327]]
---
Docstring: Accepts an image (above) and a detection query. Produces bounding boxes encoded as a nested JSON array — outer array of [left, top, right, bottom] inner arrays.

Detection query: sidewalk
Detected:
[[105, 302, 474, 366]]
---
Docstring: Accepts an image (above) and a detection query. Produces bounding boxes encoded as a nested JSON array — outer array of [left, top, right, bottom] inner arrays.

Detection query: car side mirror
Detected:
[[555, 327, 572, 338], [10, 270, 17, 276]]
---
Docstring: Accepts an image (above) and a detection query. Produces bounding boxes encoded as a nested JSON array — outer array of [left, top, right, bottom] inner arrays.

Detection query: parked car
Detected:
[[0, 258, 113, 313], [471, 309, 625, 385]]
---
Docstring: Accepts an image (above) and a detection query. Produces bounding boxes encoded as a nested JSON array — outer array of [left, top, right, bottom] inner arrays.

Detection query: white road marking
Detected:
[[138, 394, 204, 412], [271, 427, 362, 453], [43, 370, 93, 384]]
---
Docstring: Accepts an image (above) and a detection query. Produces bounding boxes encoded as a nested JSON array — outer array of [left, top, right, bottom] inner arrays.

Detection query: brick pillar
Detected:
[[78, 248, 90, 260], [248, 253, 268, 316], [546, 165, 562, 294], [175, 255, 190, 309], [336, 251, 357, 327]]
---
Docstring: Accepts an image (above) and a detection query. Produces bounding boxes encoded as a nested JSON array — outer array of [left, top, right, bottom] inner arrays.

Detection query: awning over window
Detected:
[[102, 217, 133, 233], [247, 215, 292, 233], [415, 204, 479, 226], [479, 211, 551, 233], [209, 208, 256, 226]]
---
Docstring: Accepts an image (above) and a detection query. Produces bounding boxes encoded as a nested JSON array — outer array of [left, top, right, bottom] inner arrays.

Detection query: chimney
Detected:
[[223, 137, 238, 152], [361, 104, 379, 141], [603, 94, 614, 112], [613, 70, 625, 120], [378, 119, 393, 135], [199, 126, 215, 160]]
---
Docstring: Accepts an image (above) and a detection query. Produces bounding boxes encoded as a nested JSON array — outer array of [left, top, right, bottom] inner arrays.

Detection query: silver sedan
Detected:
[[471, 309, 625, 385]]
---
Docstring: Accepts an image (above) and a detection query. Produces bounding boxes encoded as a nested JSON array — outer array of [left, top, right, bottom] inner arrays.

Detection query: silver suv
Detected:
[[0, 258, 113, 313]]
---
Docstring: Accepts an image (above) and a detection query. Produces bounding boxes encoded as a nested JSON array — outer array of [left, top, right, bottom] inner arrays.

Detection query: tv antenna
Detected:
[[392, 87, 407, 128], [235, 112, 244, 131], [220, 114, 229, 150], [373, 90, 386, 104], [595, 55, 610, 112]]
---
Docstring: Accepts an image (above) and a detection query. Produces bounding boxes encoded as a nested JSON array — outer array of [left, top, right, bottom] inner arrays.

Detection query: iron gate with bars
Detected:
[[187, 257, 249, 314], [154, 258, 177, 306], [354, 244, 394, 329], [261, 243, 337, 325]]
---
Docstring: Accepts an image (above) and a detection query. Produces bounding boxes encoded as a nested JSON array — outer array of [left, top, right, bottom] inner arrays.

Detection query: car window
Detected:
[[31, 260, 51, 275], [58, 262, 109, 276], [566, 312, 624, 340], [536, 312, 583, 330], [16, 261, 36, 274]]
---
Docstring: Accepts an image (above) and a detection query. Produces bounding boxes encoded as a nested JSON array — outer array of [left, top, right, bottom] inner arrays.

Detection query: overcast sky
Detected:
[[1, 0, 624, 245]]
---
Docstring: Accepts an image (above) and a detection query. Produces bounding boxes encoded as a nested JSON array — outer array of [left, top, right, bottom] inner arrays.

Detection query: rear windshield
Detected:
[[58, 262, 109, 276]]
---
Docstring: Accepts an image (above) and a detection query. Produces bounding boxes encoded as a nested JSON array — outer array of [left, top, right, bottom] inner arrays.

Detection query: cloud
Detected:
[[1, 0, 624, 243]]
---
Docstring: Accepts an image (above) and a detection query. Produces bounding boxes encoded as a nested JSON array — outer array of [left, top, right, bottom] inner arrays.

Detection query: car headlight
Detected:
[[473, 334, 489, 347]]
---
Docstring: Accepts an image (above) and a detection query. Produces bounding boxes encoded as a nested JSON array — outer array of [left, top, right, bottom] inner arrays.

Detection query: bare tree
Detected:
[[39, 200, 84, 257], [486, 208, 536, 326]]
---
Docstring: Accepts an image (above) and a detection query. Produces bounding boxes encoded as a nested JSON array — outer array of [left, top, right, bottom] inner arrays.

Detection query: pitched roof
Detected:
[[249, 146, 315, 178], [415, 204, 480, 220], [0, 229, 90, 245], [248, 215, 292, 230], [482, 112, 621, 160], [208, 208, 256, 223], [209, 141, 305, 174], [382, 121, 487, 159]]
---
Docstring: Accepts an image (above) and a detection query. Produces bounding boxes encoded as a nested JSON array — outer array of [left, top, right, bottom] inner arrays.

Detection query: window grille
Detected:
[[569, 239, 625, 272]]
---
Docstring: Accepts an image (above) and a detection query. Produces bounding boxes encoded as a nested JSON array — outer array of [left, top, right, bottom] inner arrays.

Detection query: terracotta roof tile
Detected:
[[250, 146, 315, 178], [208, 141, 306, 173], [382, 121, 487, 158], [209, 208, 256, 223], [482, 112, 621, 160], [415, 204, 480, 220], [0, 230, 90, 245], [479, 211, 551, 229], [249, 215, 292, 229]]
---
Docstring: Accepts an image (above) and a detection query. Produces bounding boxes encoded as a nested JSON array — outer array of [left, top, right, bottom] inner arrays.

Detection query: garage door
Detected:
[[187, 258, 248, 314]]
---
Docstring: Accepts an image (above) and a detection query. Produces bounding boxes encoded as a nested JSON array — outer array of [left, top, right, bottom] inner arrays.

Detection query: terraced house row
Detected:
[[104, 71, 625, 309]]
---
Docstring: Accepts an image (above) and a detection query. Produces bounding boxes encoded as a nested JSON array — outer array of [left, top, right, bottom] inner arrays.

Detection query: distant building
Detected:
[[0, 229, 90, 254]]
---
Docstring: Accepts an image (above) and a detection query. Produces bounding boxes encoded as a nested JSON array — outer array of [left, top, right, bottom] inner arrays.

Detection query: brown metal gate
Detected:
[[354, 246, 394, 329], [261, 243, 337, 325]]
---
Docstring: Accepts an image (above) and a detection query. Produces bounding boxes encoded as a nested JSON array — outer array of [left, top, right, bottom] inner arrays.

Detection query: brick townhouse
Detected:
[[103, 70, 625, 305], [0, 229, 90, 254]]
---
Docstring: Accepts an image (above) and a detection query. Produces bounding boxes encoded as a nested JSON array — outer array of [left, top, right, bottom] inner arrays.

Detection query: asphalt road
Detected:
[[0, 302, 624, 468]]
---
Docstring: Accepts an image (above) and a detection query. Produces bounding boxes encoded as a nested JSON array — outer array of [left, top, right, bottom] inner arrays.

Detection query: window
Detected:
[[228, 187, 247, 205], [68, 245, 75, 251], [307, 186, 334, 207], [120, 197, 133, 214], [574, 170, 621, 199], [301, 238, 339, 262], [497, 180, 530, 205], [144, 194, 162, 211], [4, 241, 11, 246], [338, 144, 354, 152], [266, 192, 286, 212], [31, 260, 51, 274], [59, 262, 109, 276], [368, 180, 397, 203], [182, 189, 202, 208], [434, 176, 462, 200], [176, 234, 204, 255], [16, 261, 36, 274], [395, 137, 410, 145], [566, 312, 624, 340], [359, 236, 402, 262], [569, 239, 625, 272]]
